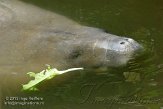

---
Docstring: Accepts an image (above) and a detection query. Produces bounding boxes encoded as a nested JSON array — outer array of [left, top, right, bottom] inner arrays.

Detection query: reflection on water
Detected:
[[1, 0, 163, 109]]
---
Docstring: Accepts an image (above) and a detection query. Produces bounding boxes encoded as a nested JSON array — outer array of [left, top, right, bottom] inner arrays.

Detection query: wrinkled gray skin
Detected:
[[0, 0, 142, 73]]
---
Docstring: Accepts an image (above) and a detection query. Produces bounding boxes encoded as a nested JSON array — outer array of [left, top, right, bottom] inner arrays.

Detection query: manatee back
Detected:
[[0, 0, 79, 29], [0, 1, 15, 27]]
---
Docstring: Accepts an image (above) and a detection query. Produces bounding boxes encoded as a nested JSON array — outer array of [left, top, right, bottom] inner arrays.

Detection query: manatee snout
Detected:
[[108, 37, 142, 52], [92, 36, 143, 67]]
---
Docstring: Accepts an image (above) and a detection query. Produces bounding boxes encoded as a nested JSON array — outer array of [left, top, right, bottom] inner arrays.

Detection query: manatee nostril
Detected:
[[120, 41, 125, 45], [124, 38, 129, 41]]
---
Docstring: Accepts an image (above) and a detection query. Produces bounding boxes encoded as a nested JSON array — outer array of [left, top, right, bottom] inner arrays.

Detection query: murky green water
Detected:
[[1, 0, 163, 109]]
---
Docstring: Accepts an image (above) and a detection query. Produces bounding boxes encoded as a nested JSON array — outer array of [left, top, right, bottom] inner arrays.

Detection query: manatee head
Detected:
[[61, 27, 143, 68]]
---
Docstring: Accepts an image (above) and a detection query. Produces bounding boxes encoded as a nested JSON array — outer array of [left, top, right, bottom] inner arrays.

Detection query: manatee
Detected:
[[0, 0, 142, 74]]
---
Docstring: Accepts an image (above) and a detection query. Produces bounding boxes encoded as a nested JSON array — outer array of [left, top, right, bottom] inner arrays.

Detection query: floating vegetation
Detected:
[[22, 65, 83, 91]]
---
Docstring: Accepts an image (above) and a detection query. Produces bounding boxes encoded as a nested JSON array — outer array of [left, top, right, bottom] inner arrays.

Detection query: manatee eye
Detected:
[[120, 41, 125, 45], [69, 49, 83, 59]]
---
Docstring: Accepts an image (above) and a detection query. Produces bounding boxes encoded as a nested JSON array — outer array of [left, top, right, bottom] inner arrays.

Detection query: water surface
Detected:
[[1, 0, 163, 109]]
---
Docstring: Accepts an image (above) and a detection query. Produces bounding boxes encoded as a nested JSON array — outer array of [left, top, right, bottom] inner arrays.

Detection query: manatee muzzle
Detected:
[[93, 37, 143, 66]]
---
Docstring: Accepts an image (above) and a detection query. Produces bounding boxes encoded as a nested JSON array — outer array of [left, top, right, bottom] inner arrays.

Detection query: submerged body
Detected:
[[0, 0, 142, 74]]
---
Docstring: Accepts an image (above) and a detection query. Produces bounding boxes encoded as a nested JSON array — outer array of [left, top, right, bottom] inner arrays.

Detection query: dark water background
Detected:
[[1, 0, 163, 109]]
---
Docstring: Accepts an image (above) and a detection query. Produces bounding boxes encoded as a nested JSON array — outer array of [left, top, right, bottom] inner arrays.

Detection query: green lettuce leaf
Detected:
[[22, 65, 83, 91]]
